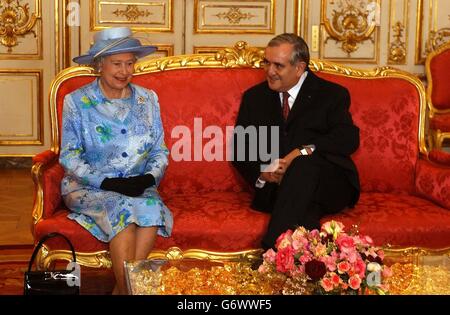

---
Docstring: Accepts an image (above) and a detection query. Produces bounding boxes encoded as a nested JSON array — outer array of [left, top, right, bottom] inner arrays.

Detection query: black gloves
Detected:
[[100, 174, 155, 197]]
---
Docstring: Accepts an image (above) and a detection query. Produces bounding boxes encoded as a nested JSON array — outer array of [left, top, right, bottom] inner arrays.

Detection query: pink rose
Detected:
[[337, 261, 351, 274], [276, 230, 293, 249], [330, 273, 341, 286], [275, 247, 295, 273], [321, 277, 334, 292], [336, 235, 355, 252], [348, 274, 362, 290], [262, 248, 277, 263]]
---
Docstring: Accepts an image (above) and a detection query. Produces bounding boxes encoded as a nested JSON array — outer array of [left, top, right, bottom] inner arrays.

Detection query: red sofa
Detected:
[[32, 42, 450, 268]]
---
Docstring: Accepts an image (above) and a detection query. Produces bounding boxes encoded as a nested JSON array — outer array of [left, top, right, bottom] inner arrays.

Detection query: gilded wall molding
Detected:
[[0, 0, 41, 59], [194, 0, 274, 34], [388, 0, 409, 65], [90, 0, 173, 32]]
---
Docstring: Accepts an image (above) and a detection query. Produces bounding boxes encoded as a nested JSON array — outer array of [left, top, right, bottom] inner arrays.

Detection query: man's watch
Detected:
[[299, 147, 309, 155]]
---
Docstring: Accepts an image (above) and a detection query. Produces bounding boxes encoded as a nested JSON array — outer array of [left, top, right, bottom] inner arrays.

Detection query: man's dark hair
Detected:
[[268, 33, 310, 66]]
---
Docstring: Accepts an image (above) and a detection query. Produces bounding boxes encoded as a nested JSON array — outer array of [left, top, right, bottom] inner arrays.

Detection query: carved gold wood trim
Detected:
[[112, 4, 153, 21], [428, 129, 450, 151], [36, 243, 450, 270], [36, 245, 112, 269], [194, 0, 274, 34], [0, 0, 41, 53], [426, 28, 450, 53], [90, 0, 173, 32], [425, 41, 450, 118], [147, 247, 263, 262], [388, 0, 409, 65], [0, 69, 43, 145], [321, 0, 379, 56], [41, 42, 430, 268]]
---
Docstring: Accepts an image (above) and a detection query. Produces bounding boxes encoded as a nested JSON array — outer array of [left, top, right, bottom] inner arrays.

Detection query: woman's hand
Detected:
[[100, 174, 155, 197]]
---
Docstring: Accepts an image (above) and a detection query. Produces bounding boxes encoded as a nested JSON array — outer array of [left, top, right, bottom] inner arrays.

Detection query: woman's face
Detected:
[[98, 52, 136, 96]]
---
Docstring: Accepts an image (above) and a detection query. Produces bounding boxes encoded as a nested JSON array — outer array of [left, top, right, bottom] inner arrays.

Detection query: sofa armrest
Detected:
[[32, 150, 65, 225], [415, 158, 450, 209]]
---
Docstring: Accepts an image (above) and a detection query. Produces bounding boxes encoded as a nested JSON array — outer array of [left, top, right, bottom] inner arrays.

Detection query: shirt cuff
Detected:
[[255, 177, 266, 188]]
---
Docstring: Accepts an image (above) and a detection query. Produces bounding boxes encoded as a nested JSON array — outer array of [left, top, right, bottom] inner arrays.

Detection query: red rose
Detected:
[[305, 259, 327, 281]]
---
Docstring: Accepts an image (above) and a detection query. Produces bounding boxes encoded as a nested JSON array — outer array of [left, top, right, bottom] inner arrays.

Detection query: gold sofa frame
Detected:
[[32, 41, 436, 269]]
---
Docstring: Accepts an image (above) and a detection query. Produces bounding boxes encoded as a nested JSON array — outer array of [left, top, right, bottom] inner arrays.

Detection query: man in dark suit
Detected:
[[232, 33, 360, 249]]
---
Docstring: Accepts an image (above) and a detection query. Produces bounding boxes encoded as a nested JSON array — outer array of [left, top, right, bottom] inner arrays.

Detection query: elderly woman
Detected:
[[59, 27, 172, 294]]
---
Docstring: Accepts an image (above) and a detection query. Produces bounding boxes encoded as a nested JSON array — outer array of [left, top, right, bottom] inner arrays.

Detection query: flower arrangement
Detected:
[[258, 221, 392, 295]]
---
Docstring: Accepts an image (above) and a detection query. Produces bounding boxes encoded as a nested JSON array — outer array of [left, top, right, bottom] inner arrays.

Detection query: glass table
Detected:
[[124, 248, 450, 295]]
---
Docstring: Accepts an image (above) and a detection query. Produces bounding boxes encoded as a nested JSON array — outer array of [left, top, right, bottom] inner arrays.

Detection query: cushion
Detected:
[[35, 191, 270, 252], [322, 192, 450, 249]]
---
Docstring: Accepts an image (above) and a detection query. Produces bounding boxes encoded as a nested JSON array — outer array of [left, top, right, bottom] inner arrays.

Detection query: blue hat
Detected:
[[73, 27, 157, 65]]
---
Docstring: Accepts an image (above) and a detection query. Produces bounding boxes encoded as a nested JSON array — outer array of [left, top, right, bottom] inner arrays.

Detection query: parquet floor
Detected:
[[0, 168, 34, 246]]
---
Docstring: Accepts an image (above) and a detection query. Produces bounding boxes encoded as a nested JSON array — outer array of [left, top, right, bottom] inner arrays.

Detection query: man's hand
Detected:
[[260, 159, 287, 184]]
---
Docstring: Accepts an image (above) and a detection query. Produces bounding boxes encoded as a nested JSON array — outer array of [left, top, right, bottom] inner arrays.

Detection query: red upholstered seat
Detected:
[[32, 50, 450, 268], [322, 192, 450, 249], [35, 191, 270, 252]]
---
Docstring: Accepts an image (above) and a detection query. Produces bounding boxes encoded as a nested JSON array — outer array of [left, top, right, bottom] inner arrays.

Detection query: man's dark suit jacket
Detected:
[[233, 70, 360, 208]]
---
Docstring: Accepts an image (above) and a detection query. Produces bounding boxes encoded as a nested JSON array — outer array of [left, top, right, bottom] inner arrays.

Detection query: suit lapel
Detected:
[[286, 71, 320, 125]]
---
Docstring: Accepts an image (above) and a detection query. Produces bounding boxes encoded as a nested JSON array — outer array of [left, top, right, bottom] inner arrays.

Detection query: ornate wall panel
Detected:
[[90, 0, 173, 32], [416, 0, 450, 64], [0, 0, 42, 59], [320, 0, 381, 63], [388, 0, 409, 65], [194, 0, 274, 33], [0, 70, 42, 145]]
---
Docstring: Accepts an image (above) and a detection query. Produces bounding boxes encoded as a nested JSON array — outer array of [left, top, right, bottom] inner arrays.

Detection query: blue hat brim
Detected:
[[73, 45, 157, 65]]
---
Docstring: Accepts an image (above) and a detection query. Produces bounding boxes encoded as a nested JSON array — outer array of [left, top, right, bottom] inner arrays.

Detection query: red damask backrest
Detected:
[[426, 42, 450, 110], [316, 72, 422, 194], [54, 63, 424, 195]]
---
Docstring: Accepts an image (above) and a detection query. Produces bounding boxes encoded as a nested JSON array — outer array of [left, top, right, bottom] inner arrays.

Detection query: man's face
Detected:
[[263, 43, 306, 92]]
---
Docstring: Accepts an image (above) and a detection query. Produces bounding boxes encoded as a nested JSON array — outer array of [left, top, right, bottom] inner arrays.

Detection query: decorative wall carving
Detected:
[[112, 5, 152, 22], [0, 0, 41, 58], [388, 0, 409, 65], [194, 0, 274, 33], [322, 0, 379, 55], [91, 0, 172, 32], [389, 22, 407, 64], [320, 0, 380, 63]]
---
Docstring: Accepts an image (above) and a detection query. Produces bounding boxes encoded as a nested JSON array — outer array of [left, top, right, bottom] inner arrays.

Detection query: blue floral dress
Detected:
[[59, 79, 173, 242]]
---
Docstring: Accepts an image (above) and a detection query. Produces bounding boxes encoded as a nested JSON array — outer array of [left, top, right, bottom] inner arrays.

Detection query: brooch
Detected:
[[137, 96, 145, 105]]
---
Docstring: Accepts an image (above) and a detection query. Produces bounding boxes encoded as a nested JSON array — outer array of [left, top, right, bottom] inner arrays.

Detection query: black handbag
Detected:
[[24, 232, 80, 295]]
